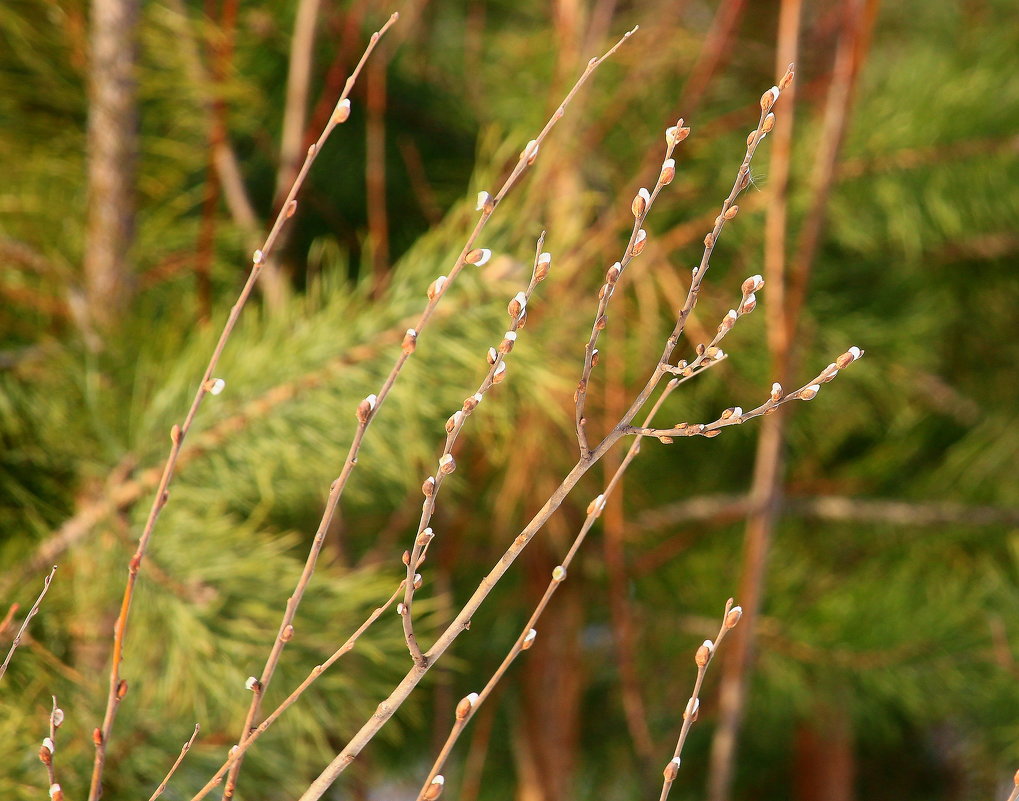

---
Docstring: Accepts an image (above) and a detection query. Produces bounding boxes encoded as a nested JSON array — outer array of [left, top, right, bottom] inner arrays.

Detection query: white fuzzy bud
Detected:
[[208, 378, 226, 396], [476, 191, 491, 211], [42, 737, 55, 754]]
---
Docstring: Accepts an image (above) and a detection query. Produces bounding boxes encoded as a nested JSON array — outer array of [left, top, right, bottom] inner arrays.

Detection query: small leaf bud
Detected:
[[413, 573, 423, 590], [427, 275, 447, 300], [760, 85, 780, 112], [416, 528, 435, 548], [487, 347, 498, 365], [402, 328, 418, 354], [285, 199, 298, 218], [49, 784, 63, 801], [740, 294, 757, 314], [117, 679, 128, 699], [455, 692, 480, 719], [206, 377, 226, 395], [499, 331, 517, 354], [252, 249, 265, 265], [52, 708, 64, 728], [424, 775, 445, 801], [684, 697, 700, 720], [725, 605, 743, 629], [422, 476, 436, 497], [281, 624, 295, 642], [762, 112, 776, 133], [631, 229, 648, 256], [770, 383, 783, 401], [522, 139, 539, 164], [358, 394, 378, 423], [724, 204, 739, 220], [522, 628, 537, 650], [591, 348, 600, 367], [742, 274, 765, 293], [605, 261, 622, 284], [799, 384, 821, 400], [663, 757, 682, 781], [438, 453, 456, 475], [466, 248, 491, 266], [695, 639, 714, 667], [397, 603, 407, 616], [446, 410, 463, 433], [332, 97, 351, 124], [508, 291, 527, 318], [476, 191, 491, 211], [779, 64, 795, 90], [836, 346, 863, 368], [534, 251, 552, 281], [586, 494, 606, 517], [552, 565, 567, 582], [245, 676, 262, 692], [659, 158, 676, 186], [632, 187, 650, 217], [704, 232, 715, 248], [492, 361, 508, 383]]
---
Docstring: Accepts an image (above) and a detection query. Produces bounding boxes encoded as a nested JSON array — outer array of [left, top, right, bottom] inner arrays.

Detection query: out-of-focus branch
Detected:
[[0, 566, 57, 683]]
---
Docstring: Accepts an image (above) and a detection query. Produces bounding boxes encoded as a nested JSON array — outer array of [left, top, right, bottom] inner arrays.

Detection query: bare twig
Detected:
[[400, 236, 551, 664], [0, 565, 57, 683], [223, 25, 638, 801], [38, 697, 64, 801], [149, 724, 200, 801], [659, 601, 742, 801], [85, 17, 399, 801], [188, 586, 403, 801], [412, 357, 725, 800], [574, 119, 691, 457]]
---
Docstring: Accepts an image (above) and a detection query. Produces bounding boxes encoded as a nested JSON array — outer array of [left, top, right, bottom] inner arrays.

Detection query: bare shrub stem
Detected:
[[149, 724, 200, 801], [0, 565, 56, 683], [658, 600, 742, 801], [86, 16, 399, 801]]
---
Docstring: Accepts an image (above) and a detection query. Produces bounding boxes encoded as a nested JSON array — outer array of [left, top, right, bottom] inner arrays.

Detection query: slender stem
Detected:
[[0, 565, 56, 683], [607, 73, 793, 441], [574, 128, 687, 458], [149, 724, 200, 801], [413, 364, 720, 798], [86, 16, 399, 801], [400, 236, 547, 664], [658, 600, 741, 801], [224, 27, 637, 799], [41, 696, 61, 796], [623, 355, 861, 440], [187, 586, 402, 801]]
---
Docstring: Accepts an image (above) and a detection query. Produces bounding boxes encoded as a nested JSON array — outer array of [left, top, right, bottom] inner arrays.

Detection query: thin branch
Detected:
[[0, 565, 57, 683], [295, 68, 822, 801], [188, 586, 402, 801], [574, 120, 690, 458], [623, 349, 864, 441], [400, 236, 550, 665], [149, 724, 200, 801], [412, 358, 721, 800], [38, 697, 64, 801], [658, 600, 742, 801], [85, 16, 399, 801], [609, 66, 796, 438]]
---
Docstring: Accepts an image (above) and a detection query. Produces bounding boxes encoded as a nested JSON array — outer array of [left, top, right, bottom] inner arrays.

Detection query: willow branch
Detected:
[[224, 26, 637, 801], [624, 347, 864, 441], [0, 565, 56, 683], [607, 68, 797, 440], [574, 120, 690, 458], [413, 357, 721, 799], [149, 724, 200, 801], [86, 16, 399, 801], [38, 697, 64, 801], [188, 585, 402, 801], [658, 601, 742, 801], [401, 236, 550, 664]]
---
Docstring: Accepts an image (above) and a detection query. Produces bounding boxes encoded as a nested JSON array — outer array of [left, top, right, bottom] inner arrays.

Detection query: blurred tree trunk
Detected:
[[793, 708, 855, 801], [84, 0, 139, 332]]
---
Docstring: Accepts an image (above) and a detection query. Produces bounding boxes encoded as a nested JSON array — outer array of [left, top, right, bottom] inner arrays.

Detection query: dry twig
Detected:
[[86, 16, 399, 801], [0, 565, 57, 683], [659, 601, 742, 801], [149, 724, 200, 801]]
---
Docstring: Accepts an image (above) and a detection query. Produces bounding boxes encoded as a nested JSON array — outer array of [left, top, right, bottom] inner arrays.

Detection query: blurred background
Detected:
[[2, 0, 1018, 799]]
